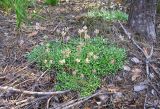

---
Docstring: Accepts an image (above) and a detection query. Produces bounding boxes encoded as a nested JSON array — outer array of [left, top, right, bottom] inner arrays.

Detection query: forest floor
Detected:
[[0, 0, 160, 109]]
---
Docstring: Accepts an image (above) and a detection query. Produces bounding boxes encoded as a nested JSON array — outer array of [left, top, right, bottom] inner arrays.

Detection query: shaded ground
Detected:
[[0, 0, 160, 109]]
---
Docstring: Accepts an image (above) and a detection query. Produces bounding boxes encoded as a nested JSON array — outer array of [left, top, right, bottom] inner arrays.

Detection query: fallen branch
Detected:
[[52, 90, 113, 109], [0, 86, 70, 96], [15, 96, 50, 109]]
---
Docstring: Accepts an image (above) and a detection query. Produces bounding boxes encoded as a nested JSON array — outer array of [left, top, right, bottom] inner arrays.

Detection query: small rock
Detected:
[[19, 39, 24, 47], [131, 57, 140, 64], [132, 68, 141, 73], [116, 76, 122, 81], [114, 92, 123, 98], [99, 94, 108, 102], [151, 89, 155, 95], [131, 68, 141, 81], [123, 65, 131, 71], [96, 101, 102, 105], [134, 84, 147, 92]]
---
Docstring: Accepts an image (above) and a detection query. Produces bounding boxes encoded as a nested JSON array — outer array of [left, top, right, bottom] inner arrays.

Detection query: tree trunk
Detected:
[[128, 0, 157, 42]]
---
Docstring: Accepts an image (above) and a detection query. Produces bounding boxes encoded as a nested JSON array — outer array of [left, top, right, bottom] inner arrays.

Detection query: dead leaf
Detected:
[[84, 107, 91, 109], [131, 68, 141, 81], [28, 31, 38, 37], [107, 84, 119, 93], [35, 22, 46, 30], [143, 47, 148, 56], [99, 94, 108, 102]]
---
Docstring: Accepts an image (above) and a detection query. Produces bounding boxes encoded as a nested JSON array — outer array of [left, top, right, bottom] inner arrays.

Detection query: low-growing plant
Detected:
[[27, 37, 126, 96], [45, 0, 59, 6], [87, 9, 128, 21]]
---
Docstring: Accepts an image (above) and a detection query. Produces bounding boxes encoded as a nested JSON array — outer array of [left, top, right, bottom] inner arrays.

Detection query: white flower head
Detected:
[[78, 29, 84, 35], [50, 60, 53, 64], [85, 58, 90, 64], [61, 31, 66, 37], [75, 58, 81, 63], [93, 55, 98, 60], [84, 33, 90, 39], [92, 69, 97, 73], [46, 43, 50, 47], [94, 29, 99, 34], [80, 74, 84, 78], [79, 42, 85, 46], [43, 35, 48, 39], [87, 52, 94, 57], [62, 48, 71, 58], [45, 48, 50, 52], [72, 70, 77, 75], [83, 25, 87, 30], [44, 60, 48, 64], [59, 59, 65, 65]]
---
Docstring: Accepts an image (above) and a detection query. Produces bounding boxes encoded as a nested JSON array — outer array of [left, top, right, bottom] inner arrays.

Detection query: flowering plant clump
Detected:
[[87, 9, 128, 21], [27, 36, 126, 96]]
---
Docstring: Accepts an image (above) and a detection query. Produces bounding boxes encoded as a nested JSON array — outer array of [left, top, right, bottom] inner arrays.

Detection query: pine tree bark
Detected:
[[128, 0, 157, 42]]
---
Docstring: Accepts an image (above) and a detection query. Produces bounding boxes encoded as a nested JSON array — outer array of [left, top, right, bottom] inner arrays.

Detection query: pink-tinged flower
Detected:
[[76, 46, 82, 51], [62, 48, 71, 58], [84, 33, 90, 39]]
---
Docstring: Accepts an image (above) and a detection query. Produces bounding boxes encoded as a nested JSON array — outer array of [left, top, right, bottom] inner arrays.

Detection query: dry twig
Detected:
[[0, 86, 70, 96], [51, 90, 113, 109]]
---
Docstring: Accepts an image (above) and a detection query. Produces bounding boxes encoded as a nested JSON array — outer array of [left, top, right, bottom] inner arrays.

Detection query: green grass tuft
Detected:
[[0, 0, 34, 28]]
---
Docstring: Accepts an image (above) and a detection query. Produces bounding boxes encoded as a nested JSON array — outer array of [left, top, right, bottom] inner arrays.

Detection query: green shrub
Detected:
[[87, 9, 128, 21], [45, 0, 59, 6], [27, 37, 126, 96]]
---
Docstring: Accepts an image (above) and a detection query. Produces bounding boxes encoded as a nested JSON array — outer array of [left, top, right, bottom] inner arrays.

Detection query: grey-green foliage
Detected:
[[27, 37, 126, 96], [87, 9, 128, 21]]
